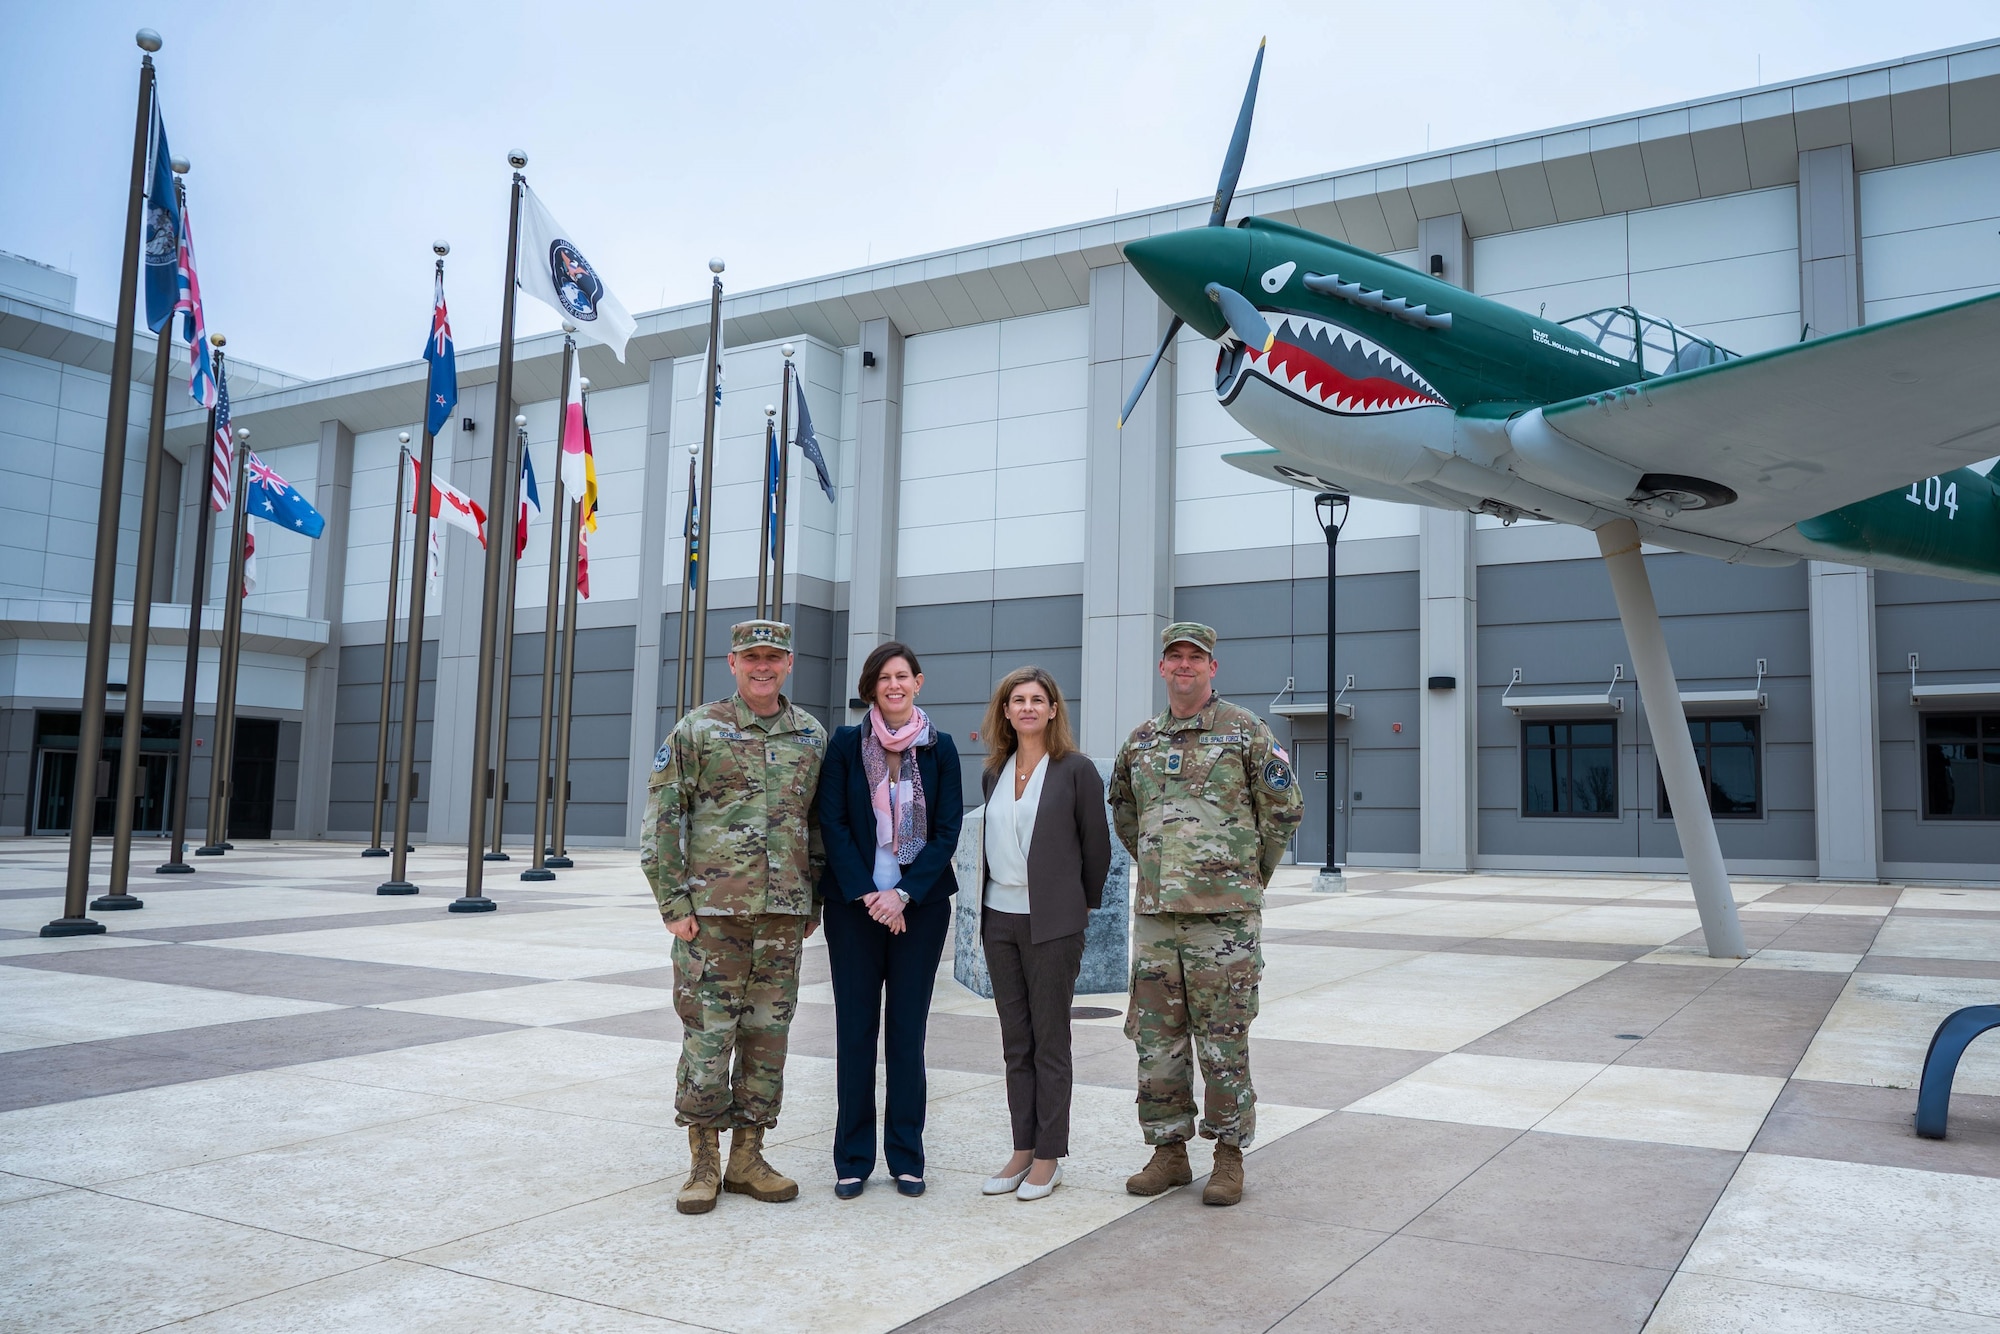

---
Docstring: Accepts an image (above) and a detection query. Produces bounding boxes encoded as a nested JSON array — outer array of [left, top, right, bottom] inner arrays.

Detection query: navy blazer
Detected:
[[817, 723, 964, 907]]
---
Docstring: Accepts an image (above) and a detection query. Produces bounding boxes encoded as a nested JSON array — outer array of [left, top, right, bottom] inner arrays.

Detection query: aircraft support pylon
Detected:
[[1595, 519, 1749, 959]]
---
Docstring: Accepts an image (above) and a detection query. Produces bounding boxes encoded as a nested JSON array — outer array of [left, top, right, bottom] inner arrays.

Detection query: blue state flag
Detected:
[[765, 418, 780, 555], [143, 99, 180, 333], [245, 453, 327, 539], [794, 377, 834, 502], [423, 269, 458, 438]]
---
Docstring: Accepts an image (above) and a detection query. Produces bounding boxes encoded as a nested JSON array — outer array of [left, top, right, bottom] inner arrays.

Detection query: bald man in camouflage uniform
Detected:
[[1108, 622, 1303, 1206], [644, 619, 828, 1216]]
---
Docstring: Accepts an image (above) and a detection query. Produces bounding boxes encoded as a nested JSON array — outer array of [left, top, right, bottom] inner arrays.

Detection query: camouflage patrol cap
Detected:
[[730, 619, 793, 653], [1161, 622, 1217, 655]]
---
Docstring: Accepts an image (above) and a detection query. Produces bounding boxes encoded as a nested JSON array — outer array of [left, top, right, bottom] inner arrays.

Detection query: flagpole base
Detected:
[[483, 852, 511, 862], [41, 917, 107, 938], [195, 845, 226, 857], [89, 894, 145, 911], [221, 842, 235, 850], [449, 895, 498, 913], [520, 868, 556, 882], [545, 855, 574, 869], [377, 881, 419, 896], [361, 847, 391, 858], [1311, 867, 1348, 894], [155, 861, 195, 875]]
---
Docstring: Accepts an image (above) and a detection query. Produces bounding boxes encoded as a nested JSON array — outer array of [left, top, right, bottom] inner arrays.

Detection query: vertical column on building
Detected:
[[1416, 214, 1476, 872], [294, 418, 353, 838], [624, 357, 677, 842], [844, 319, 904, 701], [427, 383, 499, 843], [1799, 143, 1881, 880], [1081, 263, 1174, 757]]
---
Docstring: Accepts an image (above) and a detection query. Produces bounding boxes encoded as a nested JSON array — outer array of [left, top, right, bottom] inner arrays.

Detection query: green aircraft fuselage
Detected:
[[1124, 217, 2000, 583]]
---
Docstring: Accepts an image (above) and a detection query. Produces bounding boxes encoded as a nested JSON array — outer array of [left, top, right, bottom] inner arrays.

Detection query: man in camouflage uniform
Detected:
[[1108, 622, 1303, 1207], [643, 619, 828, 1215]]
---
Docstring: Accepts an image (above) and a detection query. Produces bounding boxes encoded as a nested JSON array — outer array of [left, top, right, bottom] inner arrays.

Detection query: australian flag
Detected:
[[794, 376, 834, 502], [423, 268, 457, 438], [143, 99, 180, 333], [244, 452, 327, 539]]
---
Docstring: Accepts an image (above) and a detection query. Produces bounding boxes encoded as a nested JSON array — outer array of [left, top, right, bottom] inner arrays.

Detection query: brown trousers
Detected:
[[982, 908, 1085, 1158]]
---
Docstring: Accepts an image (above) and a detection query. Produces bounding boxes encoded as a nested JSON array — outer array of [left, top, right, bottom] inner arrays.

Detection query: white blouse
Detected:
[[983, 753, 1047, 915]]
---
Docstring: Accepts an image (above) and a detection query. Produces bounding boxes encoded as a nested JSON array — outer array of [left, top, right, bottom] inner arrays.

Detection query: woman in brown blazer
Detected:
[[976, 666, 1111, 1201]]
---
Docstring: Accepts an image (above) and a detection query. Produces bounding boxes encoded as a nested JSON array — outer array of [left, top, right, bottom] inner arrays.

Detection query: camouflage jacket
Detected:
[[1108, 695, 1304, 914], [642, 693, 828, 921]]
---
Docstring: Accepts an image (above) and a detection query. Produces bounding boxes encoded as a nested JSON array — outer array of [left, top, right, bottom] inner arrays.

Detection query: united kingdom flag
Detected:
[[175, 200, 216, 409], [423, 268, 457, 439]]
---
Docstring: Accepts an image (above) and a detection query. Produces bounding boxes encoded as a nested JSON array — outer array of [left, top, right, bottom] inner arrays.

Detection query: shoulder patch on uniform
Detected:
[[1261, 757, 1294, 793], [652, 739, 672, 771]]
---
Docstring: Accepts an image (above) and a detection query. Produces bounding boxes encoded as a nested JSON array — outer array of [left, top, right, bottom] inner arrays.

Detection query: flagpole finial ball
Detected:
[[580, 378, 590, 391], [210, 333, 225, 348], [515, 415, 527, 429], [708, 258, 725, 274], [399, 432, 410, 444], [562, 322, 576, 334], [508, 150, 528, 169], [170, 156, 189, 175], [432, 240, 450, 257], [236, 428, 249, 442], [688, 441, 698, 456], [764, 404, 776, 418], [781, 344, 795, 359], [136, 29, 162, 51]]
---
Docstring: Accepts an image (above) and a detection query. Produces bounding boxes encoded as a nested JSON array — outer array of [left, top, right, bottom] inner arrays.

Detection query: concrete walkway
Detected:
[[2, 839, 1997, 1331]]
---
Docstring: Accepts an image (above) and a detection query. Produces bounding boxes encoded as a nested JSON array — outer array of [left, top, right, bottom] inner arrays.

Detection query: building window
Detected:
[[1522, 720, 1618, 817], [1658, 717, 1762, 820], [1922, 714, 2000, 820]]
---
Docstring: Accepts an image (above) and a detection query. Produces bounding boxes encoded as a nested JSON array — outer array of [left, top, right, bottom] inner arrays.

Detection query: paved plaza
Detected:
[[2, 839, 1998, 1331]]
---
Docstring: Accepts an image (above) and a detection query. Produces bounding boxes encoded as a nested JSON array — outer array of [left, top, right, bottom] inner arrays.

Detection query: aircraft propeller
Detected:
[[1116, 38, 1266, 428]]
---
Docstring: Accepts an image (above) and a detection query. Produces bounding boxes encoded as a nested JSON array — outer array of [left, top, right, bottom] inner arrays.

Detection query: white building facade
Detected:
[[5, 41, 2000, 882]]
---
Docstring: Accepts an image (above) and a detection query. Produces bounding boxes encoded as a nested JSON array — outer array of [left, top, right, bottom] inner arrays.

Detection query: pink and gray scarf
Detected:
[[862, 705, 931, 866]]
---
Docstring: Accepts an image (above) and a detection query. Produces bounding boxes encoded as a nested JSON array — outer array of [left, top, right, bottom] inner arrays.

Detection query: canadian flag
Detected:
[[411, 456, 487, 548]]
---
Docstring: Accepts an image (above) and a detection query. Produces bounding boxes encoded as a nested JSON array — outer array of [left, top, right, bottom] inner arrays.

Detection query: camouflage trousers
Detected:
[[672, 913, 805, 1130], [1125, 910, 1261, 1148]]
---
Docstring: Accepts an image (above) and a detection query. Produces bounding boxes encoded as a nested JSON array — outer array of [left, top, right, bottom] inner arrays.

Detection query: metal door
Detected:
[[1292, 738, 1350, 868]]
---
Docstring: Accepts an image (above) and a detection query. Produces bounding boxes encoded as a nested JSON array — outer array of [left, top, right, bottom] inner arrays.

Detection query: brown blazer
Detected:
[[979, 750, 1113, 944]]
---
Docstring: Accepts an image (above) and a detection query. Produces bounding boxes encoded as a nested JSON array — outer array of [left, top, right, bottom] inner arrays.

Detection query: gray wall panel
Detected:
[[328, 638, 436, 837]]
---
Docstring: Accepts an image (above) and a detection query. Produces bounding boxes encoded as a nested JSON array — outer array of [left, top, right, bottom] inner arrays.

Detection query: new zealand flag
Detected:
[[423, 268, 457, 439]]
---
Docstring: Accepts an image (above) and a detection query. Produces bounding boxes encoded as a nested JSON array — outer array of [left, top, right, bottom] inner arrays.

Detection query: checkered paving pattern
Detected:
[[1, 839, 1996, 1332]]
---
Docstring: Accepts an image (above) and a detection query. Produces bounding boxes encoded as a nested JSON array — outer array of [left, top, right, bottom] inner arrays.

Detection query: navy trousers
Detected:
[[824, 892, 952, 1180]]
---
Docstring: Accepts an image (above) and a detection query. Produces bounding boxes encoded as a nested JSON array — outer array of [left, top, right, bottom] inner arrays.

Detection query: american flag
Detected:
[[175, 201, 216, 409], [208, 364, 233, 512]]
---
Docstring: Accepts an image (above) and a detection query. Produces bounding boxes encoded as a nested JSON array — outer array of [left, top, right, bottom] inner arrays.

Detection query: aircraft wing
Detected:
[[1536, 289, 2000, 546]]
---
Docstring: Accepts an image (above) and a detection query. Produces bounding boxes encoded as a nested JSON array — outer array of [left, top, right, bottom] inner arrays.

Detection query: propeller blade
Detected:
[[1206, 283, 1275, 354], [1207, 39, 1266, 228], [1117, 315, 1185, 429]]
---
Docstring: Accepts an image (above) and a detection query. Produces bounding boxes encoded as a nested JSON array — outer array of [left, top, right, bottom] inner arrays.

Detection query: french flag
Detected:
[[516, 447, 540, 561]]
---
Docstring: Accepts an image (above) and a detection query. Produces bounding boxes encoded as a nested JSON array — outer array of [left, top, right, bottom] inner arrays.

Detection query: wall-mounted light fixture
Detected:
[[1428, 254, 1445, 277]]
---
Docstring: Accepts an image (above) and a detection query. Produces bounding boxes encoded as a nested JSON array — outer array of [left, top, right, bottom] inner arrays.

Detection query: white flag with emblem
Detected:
[[517, 185, 634, 362]]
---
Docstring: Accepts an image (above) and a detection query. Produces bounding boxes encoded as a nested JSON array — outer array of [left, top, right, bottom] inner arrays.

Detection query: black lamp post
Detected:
[[1313, 491, 1349, 893]]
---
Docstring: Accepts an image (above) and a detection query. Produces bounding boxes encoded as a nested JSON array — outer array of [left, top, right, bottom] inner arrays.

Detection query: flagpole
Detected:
[[199, 427, 250, 855], [548, 491, 583, 868], [47, 31, 159, 937], [756, 408, 774, 620], [456, 153, 527, 915], [676, 444, 697, 717], [523, 336, 573, 881], [96, 317, 178, 910], [161, 337, 221, 877], [364, 435, 411, 857], [689, 259, 724, 704], [772, 348, 796, 623], [486, 414, 527, 861]]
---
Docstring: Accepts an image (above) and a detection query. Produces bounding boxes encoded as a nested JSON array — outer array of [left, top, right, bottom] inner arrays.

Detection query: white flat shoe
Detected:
[[1016, 1164, 1062, 1201], [982, 1166, 1030, 1195]]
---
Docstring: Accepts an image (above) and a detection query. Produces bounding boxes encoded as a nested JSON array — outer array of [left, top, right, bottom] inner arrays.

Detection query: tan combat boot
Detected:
[[1125, 1141, 1193, 1196], [1203, 1143, 1244, 1206], [677, 1125, 721, 1215], [723, 1125, 799, 1203]]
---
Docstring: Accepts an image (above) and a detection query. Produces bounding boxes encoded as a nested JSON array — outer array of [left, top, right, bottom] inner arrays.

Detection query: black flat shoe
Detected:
[[834, 1178, 865, 1200], [895, 1176, 925, 1197]]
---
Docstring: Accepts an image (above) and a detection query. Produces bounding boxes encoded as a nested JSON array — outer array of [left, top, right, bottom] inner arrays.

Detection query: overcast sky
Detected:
[[5, 1, 1994, 381]]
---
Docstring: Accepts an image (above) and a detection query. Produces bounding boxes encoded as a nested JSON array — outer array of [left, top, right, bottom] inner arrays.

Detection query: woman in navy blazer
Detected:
[[818, 641, 963, 1198]]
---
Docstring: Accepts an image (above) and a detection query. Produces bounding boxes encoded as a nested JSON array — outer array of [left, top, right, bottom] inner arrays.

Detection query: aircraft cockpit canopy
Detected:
[[1557, 306, 1740, 377]]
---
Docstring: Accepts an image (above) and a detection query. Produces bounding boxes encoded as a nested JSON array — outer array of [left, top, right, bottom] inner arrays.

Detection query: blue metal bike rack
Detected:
[[1916, 1004, 2000, 1140]]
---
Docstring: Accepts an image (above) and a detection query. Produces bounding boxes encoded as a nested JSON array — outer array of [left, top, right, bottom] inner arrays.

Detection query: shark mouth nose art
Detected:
[[1219, 311, 1449, 415]]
